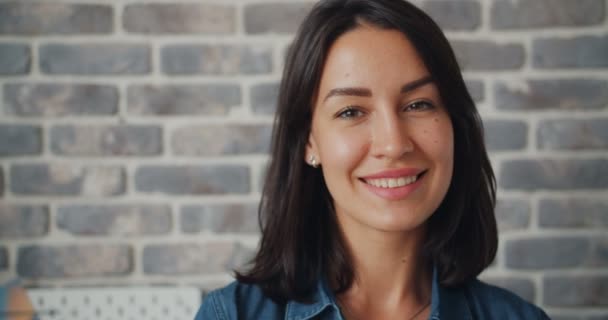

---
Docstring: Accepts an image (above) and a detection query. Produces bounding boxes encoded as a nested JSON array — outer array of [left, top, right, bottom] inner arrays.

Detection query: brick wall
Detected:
[[0, 0, 606, 318]]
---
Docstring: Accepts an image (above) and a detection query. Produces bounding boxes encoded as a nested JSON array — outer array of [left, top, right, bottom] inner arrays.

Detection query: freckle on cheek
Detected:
[[434, 118, 438, 122]]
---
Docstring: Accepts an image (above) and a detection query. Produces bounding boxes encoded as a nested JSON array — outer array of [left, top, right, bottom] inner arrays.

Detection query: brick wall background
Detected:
[[0, 0, 606, 318]]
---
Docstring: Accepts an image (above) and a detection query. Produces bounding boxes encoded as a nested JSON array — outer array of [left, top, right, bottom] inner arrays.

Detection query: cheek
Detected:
[[417, 116, 454, 163], [318, 129, 367, 173], [436, 119, 454, 177]]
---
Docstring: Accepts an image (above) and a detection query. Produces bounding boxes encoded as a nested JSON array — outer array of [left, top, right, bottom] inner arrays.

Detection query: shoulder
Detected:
[[194, 281, 285, 320], [464, 279, 549, 319]]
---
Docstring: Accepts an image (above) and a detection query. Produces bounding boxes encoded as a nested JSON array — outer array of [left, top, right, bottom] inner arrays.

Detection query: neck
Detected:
[[335, 220, 432, 317]]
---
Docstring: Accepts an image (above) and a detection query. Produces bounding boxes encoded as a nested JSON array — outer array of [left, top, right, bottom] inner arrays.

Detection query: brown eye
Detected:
[[337, 106, 364, 119], [404, 100, 434, 112]]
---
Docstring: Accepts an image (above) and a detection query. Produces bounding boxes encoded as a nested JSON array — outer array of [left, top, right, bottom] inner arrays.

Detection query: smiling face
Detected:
[[306, 25, 454, 235]]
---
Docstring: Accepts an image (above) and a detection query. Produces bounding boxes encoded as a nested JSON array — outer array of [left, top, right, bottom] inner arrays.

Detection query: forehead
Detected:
[[316, 25, 431, 98]]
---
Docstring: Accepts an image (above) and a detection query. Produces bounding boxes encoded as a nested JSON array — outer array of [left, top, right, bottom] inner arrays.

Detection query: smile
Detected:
[[358, 169, 428, 199], [364, 175, 418, 188]]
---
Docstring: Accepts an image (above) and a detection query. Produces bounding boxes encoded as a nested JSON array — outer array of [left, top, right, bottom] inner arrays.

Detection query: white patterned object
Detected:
[[27, 287, 202, 320]]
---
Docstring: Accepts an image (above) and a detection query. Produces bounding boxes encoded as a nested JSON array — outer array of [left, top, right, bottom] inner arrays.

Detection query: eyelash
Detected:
[[335, 100, 435, 119], [336, 107, 363, 119], [404, 100, 435, 112]]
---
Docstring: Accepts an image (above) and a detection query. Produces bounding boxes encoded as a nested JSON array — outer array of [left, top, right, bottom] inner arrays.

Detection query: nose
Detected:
[[370, 110, 414, 159]]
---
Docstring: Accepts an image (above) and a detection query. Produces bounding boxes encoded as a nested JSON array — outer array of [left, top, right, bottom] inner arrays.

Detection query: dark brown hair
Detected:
[[236, 0, 497, 303]]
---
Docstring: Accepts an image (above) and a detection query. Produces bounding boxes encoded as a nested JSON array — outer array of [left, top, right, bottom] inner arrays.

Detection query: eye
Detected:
[[336, 106, 364, 119], [404, 100, 435, 112]]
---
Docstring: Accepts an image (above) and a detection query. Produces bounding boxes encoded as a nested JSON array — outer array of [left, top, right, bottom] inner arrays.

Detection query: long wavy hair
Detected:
[[236, 0, 497, 304]]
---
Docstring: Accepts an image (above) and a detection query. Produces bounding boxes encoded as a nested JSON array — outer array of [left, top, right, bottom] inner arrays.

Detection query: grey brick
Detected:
[[40, 44, 150, 75], [421, 1, 480, 30], [0, 2, 112, 35], [499, 159, 608, 190], [539, 198, 608, 229], [484, 120, 527, 151], [143, 242, 253, 274], [505, 236, 608, 269], [257, 162, 268, 192], [495, 198, 530, 231], [590, 238, 608, 267], [135, 165, 249, 195], [181, 203, 258, 234], [0, 247, 6, 270], [251, 82, 279, 115], [162, 45, 272, 75], [10, 164, 125, 196], [3, 83, 118, 116], [0, 124, 42, 156], [172, 124, 271, 156], [482, 277, 535, 302], [245, 2, 313, 34], [507, 237, 586, 269], [228, 244, 255, 272], [538, 119, 608, 150], [127, 84, 240, 116], [57, 205, 171, 236], [0, 43, 30, 75], [544, 276, 608, 307], [0, 168, 3, 197], [0, 205, 48, 238], [451, 40, 524, 71], [50, 125, 162, 156], [533, 36, 608, 69], [495, 79, 608, 111], [491, 0, 604, 29], [17, 245, 132, 278], [465, 79, 484, 103], [123, 3, 235, 34]]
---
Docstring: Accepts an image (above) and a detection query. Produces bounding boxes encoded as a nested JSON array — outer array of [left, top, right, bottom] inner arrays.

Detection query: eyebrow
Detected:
[[323, 75, 434, 102]]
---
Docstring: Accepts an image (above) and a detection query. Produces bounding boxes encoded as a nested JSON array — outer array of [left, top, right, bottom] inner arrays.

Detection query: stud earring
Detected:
[[308, 155, 319, 168]]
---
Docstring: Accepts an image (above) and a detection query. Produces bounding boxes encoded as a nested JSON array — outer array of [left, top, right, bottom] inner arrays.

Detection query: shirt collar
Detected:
[[429, 267, 473, 320], [284, 277, 338, 320], [284, 267, 473, 320]]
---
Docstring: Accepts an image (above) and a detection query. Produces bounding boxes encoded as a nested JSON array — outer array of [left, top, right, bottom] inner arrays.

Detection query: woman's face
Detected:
[[307, 25, 454, 235]]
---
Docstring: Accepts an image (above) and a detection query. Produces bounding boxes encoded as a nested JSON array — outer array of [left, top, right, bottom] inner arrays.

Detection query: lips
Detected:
[[360, 168, 426, 188], [359, 169, 427, 200], [364, 175, 418, 188]]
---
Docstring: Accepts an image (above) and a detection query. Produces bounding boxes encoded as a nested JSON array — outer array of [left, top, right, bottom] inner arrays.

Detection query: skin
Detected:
[[7, 286, 34, 320], [306, 24, 454, 319]]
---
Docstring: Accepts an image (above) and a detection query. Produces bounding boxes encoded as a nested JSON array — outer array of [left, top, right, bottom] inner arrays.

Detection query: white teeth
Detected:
[[365, 175, 418, 188]]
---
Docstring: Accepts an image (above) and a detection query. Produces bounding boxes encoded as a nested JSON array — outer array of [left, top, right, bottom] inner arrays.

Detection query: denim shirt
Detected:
[[195, 270, 549, 320]]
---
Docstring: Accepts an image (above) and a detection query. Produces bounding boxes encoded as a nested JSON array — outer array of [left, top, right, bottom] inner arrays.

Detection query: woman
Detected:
[[196, 0, 549, 319], [0, 279, 37, 320]]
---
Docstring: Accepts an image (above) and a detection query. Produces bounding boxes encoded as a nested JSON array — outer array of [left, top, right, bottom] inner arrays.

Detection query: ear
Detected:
[[305, 131, 320, 166]]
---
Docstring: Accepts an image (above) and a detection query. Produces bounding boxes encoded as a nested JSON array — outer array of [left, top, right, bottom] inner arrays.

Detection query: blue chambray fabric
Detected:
[[194, 269, 550, 320]]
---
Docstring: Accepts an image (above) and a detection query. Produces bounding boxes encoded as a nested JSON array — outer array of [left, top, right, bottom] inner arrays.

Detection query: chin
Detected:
[[367, 210, 431, 233]]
